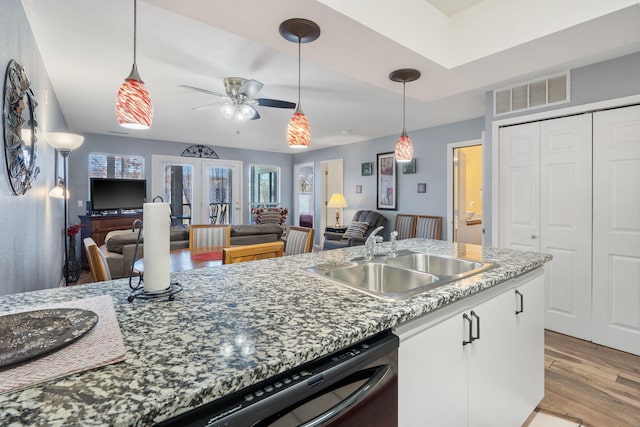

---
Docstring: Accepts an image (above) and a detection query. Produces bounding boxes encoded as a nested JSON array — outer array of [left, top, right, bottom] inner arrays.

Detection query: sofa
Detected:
[[100, 223, 283, 279]]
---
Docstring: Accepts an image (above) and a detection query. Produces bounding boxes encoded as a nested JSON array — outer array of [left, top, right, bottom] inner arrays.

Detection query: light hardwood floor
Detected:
[[538, 330, 640, 427]]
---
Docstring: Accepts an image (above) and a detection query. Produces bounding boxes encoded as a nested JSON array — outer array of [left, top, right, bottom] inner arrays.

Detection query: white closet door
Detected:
[[593, 105, 640, 356], [540, 115, 593, 340], [499, 123, 541, 252]]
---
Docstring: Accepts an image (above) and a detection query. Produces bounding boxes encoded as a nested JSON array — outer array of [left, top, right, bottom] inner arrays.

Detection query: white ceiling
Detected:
[[21, 0, 640, 153]]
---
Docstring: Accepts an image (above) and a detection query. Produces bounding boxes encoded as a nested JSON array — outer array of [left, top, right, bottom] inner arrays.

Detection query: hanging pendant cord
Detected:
[[297, 37, 302, 107], [133, 0, 137, 66], [402, 81, 407, 132]]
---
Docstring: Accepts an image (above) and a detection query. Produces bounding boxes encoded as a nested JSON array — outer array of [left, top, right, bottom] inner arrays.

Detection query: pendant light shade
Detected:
[[389, 68, 420, 162], [116, 0, 152, 129], [279, 18, 320, 149], [395, 130, 414, 162], [287, 109, 311, 148]]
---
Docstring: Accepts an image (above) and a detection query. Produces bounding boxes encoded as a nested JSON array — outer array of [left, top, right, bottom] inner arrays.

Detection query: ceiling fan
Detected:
[[180, 77, 296, 122]]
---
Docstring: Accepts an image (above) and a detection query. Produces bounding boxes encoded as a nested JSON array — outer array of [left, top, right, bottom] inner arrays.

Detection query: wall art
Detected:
[[361, 162, 373, 176], [377, 152, 396, 210], [3, 59, 40, 195]]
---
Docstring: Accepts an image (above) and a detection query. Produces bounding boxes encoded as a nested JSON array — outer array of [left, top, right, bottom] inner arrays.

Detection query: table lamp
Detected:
[[327, 193, 348, 227]]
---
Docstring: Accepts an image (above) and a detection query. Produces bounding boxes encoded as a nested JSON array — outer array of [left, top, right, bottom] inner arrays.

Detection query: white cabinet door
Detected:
[[510, 271, 545, 421], [540, 115, 593, 340], [398, 313, 467, 427], [467, 290, 517, 427], [499, 123, 541, 252], [592, 105, 640, 356]]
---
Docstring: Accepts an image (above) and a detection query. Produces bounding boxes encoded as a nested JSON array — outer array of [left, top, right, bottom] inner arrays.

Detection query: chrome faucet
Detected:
[[388, 230, 398, 258], [364, 226, 384, 261]]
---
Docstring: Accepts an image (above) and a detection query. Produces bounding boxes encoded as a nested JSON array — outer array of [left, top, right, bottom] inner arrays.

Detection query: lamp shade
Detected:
[[116, 75, 153, 129], [395, 131, 414, 162], [287, 109, 310, 148], [327, 193, 348, 209], [49, 182, 69, 199], [46, 132, 85, 152]]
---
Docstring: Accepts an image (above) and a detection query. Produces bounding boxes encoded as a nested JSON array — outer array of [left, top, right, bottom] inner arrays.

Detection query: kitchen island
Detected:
[[0, 239, 551, 426]]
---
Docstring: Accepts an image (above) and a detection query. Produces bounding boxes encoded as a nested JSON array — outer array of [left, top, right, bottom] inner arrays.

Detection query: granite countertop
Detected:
[[0, 239, 551, 426]]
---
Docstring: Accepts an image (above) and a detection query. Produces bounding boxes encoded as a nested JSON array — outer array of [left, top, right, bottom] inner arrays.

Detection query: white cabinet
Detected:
[[397, 269, 544, 427]]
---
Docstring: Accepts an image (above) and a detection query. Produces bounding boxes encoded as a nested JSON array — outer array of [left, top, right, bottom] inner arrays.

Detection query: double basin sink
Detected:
[[305, 250, 496, 301]]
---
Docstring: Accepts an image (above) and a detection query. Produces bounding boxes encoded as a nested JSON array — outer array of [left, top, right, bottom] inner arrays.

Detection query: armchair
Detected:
[[323, 210, 387, 250]]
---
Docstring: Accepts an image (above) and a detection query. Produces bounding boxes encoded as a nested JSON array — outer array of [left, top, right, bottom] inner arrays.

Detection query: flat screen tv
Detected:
[[90, 178, 147, 213]]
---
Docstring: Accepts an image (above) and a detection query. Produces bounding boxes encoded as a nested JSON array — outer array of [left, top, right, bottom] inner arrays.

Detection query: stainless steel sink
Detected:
[[305, 262, 440, 301], [304, 251, 496, 301], [387, 251, 490, 277]]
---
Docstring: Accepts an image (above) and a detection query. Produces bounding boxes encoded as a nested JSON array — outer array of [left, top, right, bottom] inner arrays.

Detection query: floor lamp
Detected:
[[47, 132, 85, 285]]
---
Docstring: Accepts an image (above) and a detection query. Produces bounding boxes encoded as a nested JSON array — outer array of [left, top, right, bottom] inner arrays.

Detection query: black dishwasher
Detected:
[[159, 330, 398, 427]]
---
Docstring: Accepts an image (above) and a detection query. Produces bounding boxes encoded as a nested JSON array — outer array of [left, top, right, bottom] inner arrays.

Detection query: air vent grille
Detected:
[[494, 72, 570, 116]]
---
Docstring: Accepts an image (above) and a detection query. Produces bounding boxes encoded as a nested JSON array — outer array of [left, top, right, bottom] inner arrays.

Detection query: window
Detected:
[[250, 165, 280, 208], [89, 153, 145, 179]]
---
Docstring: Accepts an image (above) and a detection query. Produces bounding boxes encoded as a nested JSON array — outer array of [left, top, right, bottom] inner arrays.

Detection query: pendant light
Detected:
[[116, 0, 153, 129], [279, 18, 320, 149], [389, 69, 420, 162]]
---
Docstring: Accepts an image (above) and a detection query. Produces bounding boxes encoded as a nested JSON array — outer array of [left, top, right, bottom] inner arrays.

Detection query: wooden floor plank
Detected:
[[538, 330, 640, 427]]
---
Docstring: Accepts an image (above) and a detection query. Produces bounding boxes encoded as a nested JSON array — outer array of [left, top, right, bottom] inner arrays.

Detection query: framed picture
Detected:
[[355, 185, 362, 194], [377, 152, 397, 210], [402, 158, 416, 174], [361, 162, 373, 176], [417, 183, 427, 193]]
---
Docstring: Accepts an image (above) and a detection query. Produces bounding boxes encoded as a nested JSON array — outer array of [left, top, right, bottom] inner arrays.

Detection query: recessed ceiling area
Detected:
[[21, 0, 640, 153]]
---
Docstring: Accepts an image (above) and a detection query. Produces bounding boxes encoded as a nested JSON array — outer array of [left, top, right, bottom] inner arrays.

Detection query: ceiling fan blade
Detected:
[[238, 79, 264, 99], [250, 107, 261, 120], [256, 98, 296, 109], [192, 102, 225, 111], [179, 84, 226, 98]]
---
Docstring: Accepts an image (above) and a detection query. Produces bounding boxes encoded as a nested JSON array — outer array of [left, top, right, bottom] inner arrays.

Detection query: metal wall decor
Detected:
[[181, 145, 219, 159], [3, 60, 40, 195]]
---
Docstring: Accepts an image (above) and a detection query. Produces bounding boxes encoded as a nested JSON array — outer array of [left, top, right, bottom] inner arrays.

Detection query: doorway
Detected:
[[447, 140, 483, 244], [320, 159, 343, 246]]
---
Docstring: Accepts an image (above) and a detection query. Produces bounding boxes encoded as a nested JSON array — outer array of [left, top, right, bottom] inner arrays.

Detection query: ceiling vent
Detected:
[[494, 72, 569, 116]]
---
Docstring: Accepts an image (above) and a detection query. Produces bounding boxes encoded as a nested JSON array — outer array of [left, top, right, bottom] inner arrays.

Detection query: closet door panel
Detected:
[[499, 123, 540, 252], [540, 115, 592, 340], [593, 105, 640, 356]]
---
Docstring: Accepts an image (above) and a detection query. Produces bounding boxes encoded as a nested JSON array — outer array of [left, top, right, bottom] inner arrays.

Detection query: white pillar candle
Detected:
[[143, 203, 171, 292]]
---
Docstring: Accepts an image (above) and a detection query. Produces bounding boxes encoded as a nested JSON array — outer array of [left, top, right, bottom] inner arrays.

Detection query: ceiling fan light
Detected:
[[287, 110, 310, 148], [395, 131, 414, 162], [220, 103, 235, 120], [235, 104, 255, 122]]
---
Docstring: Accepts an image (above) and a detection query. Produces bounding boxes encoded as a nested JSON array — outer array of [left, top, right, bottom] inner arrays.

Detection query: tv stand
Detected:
[[79, 213, 143, 269]]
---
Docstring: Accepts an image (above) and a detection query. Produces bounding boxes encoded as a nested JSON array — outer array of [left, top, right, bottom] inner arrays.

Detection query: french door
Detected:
[[151, 155, 242, 225]]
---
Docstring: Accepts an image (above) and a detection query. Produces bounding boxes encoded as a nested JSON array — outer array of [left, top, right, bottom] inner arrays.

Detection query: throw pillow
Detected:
[[343, 221, 369, 239], [260, 211, 283, 224]]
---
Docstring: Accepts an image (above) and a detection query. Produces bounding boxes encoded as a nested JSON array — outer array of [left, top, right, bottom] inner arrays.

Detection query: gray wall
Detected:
[[68, 134, 294, 225], [293, 118, 485, 242], [482, 51, 640, 245], [0, 0, 69, 295]]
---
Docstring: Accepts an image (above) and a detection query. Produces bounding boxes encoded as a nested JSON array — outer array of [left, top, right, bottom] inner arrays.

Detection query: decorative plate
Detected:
[[0, 308, 98, 369]]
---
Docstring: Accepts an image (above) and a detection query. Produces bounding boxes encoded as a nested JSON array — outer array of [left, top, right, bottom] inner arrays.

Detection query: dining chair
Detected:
[[394, 214, 417, 240], [223, 241, 284, 264], [83, 237, 112, 282], [415, 215, 443, 240], [189, 224, 231, 260], [285, 226, 315, 255]]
